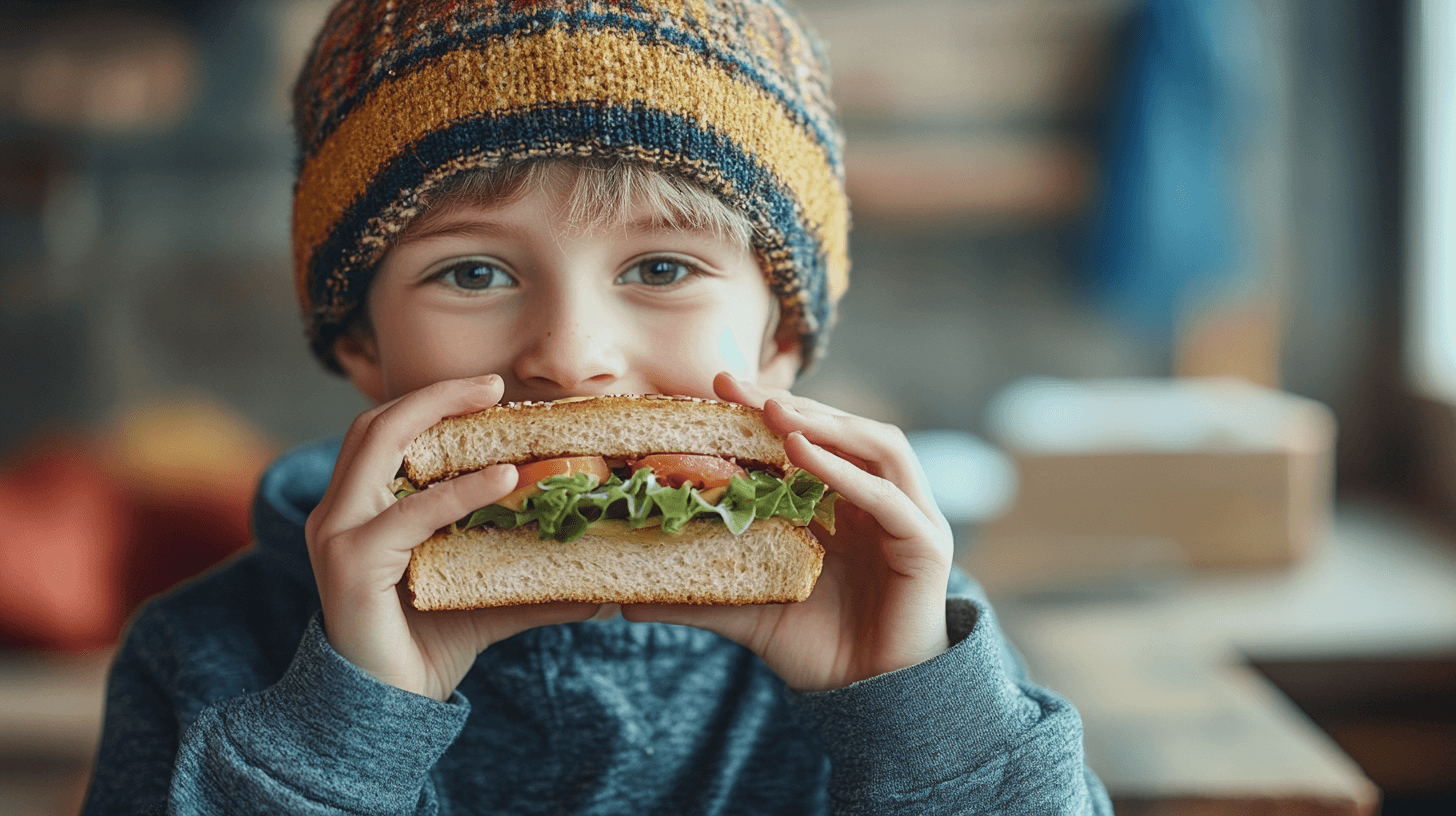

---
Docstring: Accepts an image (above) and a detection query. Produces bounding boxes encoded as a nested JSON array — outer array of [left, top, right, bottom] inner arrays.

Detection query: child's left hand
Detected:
[[622, 373, 955, 693]]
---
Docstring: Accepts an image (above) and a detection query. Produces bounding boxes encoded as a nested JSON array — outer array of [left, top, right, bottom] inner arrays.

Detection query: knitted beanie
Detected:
[[291, 0, 849, 373]]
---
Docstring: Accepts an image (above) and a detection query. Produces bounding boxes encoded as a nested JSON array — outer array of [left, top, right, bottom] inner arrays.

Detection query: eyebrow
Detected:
[[398, 218, 516, 245]]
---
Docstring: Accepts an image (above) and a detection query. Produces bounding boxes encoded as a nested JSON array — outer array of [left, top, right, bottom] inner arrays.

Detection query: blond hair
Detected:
[[400, 159, 756, 248]]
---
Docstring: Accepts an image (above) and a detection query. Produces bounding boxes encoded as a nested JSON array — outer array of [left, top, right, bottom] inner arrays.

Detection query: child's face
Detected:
[[333, 182, 801, 404]]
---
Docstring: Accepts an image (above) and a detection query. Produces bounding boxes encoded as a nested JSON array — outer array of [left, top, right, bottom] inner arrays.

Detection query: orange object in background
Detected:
[[0, 397, 278, 651], [0, 445, 129, 651], [102, 398, 277, 617]]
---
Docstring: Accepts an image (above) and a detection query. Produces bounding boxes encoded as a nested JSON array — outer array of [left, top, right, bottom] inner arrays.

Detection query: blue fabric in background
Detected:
[[1080, 0, 1264, 338]]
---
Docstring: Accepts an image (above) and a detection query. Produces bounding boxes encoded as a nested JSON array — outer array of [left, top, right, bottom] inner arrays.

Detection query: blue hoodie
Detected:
[[83, 439, 1111, 815]]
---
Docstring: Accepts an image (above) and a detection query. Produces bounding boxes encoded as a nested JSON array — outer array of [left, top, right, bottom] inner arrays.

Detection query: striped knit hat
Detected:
[[292, 0, 849, 373]]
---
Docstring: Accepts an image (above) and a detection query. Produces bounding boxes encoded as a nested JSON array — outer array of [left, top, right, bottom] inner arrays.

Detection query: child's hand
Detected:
[[305, 375, 600, 701], [622, 373, 955, 693]]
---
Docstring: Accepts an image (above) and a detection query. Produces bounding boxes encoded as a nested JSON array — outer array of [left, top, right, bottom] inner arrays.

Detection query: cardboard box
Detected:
[[972, 379, 1336, 588]]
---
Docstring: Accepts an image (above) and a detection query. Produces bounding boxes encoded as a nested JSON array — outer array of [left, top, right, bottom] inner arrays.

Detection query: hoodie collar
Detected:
[[250, 438, 341, 586]]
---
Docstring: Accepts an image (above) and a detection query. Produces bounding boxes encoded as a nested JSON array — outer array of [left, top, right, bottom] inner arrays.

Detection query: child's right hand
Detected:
[[305, 374, 601, 701]]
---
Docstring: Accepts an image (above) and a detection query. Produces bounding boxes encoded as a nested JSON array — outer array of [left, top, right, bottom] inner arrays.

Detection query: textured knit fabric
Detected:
[[83, 440, 1112, 815], [292, 0, 850, 373]]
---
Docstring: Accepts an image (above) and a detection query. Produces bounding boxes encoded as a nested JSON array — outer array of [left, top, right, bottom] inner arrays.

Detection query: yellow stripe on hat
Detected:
[[293, 25, 848, 311]]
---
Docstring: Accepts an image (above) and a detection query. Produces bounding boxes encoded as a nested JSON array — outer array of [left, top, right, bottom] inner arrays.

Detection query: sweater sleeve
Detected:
[[83, 614, 470, 816], [785, 594, 1113, 816]]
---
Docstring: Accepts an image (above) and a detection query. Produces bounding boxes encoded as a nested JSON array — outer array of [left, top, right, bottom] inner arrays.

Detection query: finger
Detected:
[[719, 376, 950, 541], [713, 372, 848, 416], [326, 380, 444, 498], [785, 432, 948, 577], [358, 463, 520, 555], [331, 376, 504, 525], [714, 371, 771, 409], [347, 375, 503, 488], [311, 400, 392, 534], [765, 400, 946, 534], [331, 401, 394, 491], [324, 377, 493, 506], [313, 392, 417, 531]]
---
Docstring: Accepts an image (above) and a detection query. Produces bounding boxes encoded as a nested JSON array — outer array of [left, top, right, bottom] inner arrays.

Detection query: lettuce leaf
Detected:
[[439, 466, 838, 543]]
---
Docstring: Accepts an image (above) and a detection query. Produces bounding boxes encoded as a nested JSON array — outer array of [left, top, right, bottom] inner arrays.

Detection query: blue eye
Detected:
[[618, 259, 695, 286], [435, 259, 515, 291]]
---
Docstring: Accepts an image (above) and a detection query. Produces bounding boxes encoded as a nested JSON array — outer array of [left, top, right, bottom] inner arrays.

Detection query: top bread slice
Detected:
[[402, 395, 791, 487]]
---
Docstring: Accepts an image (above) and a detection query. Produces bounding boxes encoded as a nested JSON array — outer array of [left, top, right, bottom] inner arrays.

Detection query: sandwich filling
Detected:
[[394, 455, 837, 543]]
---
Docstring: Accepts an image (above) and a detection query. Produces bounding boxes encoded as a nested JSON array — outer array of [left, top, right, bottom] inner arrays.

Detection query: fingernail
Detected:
[[472, 374, 500, 386], [483, 463, 517, 482]]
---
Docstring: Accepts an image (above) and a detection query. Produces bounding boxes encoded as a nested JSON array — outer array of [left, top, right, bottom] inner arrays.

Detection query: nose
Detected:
[[512, 288, 627, 394]]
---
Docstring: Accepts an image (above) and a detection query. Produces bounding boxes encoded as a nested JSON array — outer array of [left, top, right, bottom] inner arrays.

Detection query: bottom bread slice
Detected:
[[407, 517, 825, 610]]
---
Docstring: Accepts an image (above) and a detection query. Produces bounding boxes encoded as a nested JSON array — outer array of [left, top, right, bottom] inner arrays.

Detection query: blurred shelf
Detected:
[[805, 0, 1133, 124]]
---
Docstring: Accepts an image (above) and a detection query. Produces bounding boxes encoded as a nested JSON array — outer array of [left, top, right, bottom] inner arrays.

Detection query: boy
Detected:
[[84, 1, 1112, 813]]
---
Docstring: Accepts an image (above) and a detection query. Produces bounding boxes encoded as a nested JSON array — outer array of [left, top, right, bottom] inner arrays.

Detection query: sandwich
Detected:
[[394, 395, 836, 610]]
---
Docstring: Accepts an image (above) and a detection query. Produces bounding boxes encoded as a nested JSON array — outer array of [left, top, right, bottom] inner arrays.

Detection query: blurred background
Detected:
[[2, 0, 1454, 814]]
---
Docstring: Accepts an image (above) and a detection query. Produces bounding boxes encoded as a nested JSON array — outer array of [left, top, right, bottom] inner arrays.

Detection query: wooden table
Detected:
[[970, 503, 1456, 815]]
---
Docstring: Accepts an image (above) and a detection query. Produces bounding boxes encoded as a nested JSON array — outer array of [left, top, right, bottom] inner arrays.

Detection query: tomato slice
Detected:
[[497, 456, 610, 511], [630, 454, 747, 490]]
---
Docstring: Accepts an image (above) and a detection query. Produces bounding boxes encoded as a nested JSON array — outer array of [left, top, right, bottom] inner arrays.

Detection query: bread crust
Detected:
[[407, 518, 825, 610], [403, 395, 790, 487]]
